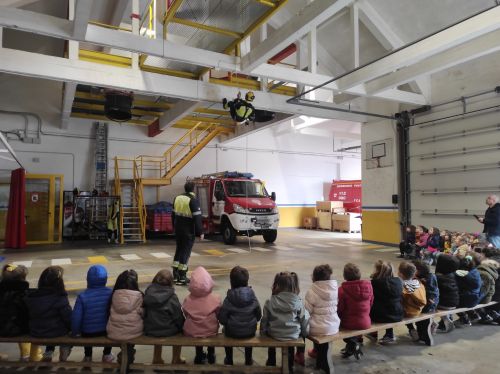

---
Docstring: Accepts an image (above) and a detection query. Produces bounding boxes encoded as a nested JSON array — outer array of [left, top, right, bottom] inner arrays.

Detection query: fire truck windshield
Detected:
[[224, 180, 268, 198]]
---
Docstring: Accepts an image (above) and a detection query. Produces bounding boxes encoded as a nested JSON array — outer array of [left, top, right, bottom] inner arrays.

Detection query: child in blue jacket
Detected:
[[455, 253, 482, 325], [71, 265, 114, 363]]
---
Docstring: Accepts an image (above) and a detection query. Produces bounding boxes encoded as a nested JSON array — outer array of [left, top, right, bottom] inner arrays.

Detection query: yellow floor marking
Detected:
[[87, 256, 108, 264], [203, 249, 226, 256]]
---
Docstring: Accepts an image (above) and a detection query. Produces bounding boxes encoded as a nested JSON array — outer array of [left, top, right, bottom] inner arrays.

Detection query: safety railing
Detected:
[[163, 122, 216, 175], [114, 157, 125, 244]]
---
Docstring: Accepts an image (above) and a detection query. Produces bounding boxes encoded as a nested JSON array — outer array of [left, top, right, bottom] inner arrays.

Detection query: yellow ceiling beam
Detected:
[[195, 107, 230, 116], [79, 49, 132, 68], [72, 102, 163, 117], [171, 17, 242, 39], [141, 64, 197, 79], [223, 0, 289, 55], [163, 0, 185, 39], [255, 0, 277, 7], [70, 113, 152, 126]]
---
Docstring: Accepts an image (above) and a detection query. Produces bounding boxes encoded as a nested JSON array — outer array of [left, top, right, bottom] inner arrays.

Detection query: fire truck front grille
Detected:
[[248, 208, 273, 214]]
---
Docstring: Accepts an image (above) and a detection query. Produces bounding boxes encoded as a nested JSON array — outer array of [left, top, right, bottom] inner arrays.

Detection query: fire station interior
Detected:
[[1, 0, 500, 373]]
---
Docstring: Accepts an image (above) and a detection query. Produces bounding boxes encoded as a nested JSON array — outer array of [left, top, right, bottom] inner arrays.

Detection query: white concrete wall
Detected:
[[0, 75, 361, 207]]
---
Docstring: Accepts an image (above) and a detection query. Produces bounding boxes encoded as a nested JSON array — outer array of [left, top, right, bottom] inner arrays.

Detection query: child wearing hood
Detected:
[[261, 271, 309, 373], [218, 266, 261, 366], [304, 264, 339, 371], [368, 260, 403, 345], [144, 269, 185, 365], [398, 262, 426, 343], [25, 266, 72, 362], [476, 255, 499, 324], [455, 252, 482, 326], [337, 263, 373, 360], [107, 270, 143, 369], [435, 254, 460, 333], [409, 260, 439, 345], [0, 264, 42, 362], [72, 265, 114, 363], [182, 266, 221, 364]]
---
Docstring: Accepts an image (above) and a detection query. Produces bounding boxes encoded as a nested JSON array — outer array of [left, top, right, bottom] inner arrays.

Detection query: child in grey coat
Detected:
[[260, 271, 309, 373]]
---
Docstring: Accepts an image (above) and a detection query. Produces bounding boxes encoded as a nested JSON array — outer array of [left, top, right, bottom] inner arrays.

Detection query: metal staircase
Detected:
[[114, 123, 227, 243]]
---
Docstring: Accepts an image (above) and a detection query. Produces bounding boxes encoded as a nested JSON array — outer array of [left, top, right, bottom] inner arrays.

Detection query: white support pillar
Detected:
[[351, 3, 359, 68], [61, 0, 78, 129], [260, 23, 268, 92], [131, 0, 140, 70], [307, 27, 317, 100]]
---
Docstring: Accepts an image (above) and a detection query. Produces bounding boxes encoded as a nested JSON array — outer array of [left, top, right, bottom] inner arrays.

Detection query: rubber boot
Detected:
[[172, 267, 179, 283]]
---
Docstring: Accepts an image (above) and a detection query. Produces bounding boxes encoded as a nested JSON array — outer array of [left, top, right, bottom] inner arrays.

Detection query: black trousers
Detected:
[[82, 332, 112, 357], [174, 232, 195, 266], [225, 346, 253, 363]]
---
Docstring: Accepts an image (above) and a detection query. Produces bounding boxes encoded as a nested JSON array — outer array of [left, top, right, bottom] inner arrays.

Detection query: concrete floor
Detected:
[[0, 228, 499, 373]]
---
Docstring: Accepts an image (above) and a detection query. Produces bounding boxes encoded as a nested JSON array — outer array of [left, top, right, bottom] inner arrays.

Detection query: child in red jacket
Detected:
[[337, 263, 374, 360]]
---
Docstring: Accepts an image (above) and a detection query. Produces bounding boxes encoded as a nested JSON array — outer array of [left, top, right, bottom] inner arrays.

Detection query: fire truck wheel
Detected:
[[222, 220, 237, 245], [263, 229, 277, 243]]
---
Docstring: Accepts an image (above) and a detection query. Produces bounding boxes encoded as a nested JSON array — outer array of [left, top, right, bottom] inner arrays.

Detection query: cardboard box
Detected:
[[316, 201, 344, 212], [332, 208, 346, 214], [317, 212, 333, 230], [303, 216, 317, 229], [332, 213, 361, 232]]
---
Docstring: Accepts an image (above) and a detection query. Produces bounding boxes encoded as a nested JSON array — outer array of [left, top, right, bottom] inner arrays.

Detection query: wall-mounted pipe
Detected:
[[0, 109, 42, 143], [416, 162, 500, 175], [414, 123, 500, 144], [415, 143, 500, 160], [418, 187, 500, 195], [418, 210, 483, 217]]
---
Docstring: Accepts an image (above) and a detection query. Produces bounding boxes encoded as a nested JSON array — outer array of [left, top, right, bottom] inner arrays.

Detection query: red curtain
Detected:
[[5, 168, 26, 249]]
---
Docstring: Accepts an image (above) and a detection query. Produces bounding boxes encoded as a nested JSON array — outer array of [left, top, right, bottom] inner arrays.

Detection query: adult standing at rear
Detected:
[[172, 181, 203, 286], [477, 195, 500, 248]]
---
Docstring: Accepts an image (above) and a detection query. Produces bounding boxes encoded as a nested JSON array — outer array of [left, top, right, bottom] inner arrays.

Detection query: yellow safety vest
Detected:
[[174, 193, 196, 218]]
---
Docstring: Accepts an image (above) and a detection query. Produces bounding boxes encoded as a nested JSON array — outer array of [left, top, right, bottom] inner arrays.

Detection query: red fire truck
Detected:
[[190, 172, 280, 244]]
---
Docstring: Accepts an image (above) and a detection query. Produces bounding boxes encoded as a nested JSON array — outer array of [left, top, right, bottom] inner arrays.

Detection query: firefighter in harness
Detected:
[[171, 181, 204, 285], [222, 91, 256, 125]]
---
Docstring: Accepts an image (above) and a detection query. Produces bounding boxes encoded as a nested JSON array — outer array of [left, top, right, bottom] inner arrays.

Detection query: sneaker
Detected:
[[430, 321, 438, 335], [469, 311, 481, 323], [102, 354, 114, 363], [224, 356, 233, 366], [409, 329, 419, 342], [458, 315, 472, 327], [379, 335, 397, 345], [479, 314, 495, 324], [294, 351, 304, 366], [20, 356, 30, 363], [222, 98, 228, 109], [59, 346, 72, 362], [82, 356, 92, 369], [207, 354, 216, 364], [307, 348, 317, 359], [194, 352, 207, 365]]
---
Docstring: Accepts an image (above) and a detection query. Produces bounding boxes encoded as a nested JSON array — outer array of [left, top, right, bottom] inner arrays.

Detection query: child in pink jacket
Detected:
[[182, 266, 221, 364], [106, 270, 143, 369]]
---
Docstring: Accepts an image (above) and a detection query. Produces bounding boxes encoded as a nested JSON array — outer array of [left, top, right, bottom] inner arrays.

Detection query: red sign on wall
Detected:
[[329, 180, 362, 213]]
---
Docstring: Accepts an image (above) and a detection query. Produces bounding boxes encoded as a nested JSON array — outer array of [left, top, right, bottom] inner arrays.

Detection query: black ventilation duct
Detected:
[[104, 91, 133, 122]]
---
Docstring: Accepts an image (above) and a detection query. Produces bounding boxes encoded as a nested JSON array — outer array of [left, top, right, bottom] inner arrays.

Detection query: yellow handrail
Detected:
[[163, 122, 215, 175], [132, 160, 147, 243], [114, 157, 125, 244]]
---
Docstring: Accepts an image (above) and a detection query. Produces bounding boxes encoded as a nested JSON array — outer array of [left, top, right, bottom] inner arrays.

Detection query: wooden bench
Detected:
[[308, 301, 497, 374], [128, 333, 305, 373], [0, 335, 125, 373], [0, 333, 304, 374]]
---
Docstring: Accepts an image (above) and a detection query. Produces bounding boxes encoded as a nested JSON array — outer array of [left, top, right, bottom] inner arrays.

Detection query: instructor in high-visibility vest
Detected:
[[171, 181, 203, 285]]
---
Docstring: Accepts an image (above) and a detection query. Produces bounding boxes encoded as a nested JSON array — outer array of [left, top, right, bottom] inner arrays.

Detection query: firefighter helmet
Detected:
[[245, 91, 255, 102]]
